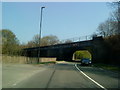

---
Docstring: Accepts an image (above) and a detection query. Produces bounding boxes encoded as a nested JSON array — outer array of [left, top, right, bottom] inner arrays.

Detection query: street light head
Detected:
[[42, 7, 45, 9]]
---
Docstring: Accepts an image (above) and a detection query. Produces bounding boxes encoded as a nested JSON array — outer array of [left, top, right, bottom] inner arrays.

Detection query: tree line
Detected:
[[94, 1, 120, 64], [96, 2, 120, 37], [0, 29, 72, 56]]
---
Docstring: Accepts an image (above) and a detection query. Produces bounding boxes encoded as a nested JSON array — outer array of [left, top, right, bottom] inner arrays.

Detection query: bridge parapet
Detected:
[[24, 36, 103, 50], [39, 40, 93, 49], [61, 35, 92, 43], [23, 36, 104, 62]]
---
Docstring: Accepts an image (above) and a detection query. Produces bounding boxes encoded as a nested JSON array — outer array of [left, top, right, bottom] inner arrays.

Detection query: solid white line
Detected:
[[75, 64, 107, 90]]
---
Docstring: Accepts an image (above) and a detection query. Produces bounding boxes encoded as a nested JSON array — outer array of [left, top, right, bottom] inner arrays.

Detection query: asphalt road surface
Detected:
[[2, 62, 120, 89]]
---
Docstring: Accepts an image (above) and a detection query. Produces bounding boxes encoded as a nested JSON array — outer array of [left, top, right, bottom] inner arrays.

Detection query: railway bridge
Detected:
[[23, 36, 105, 63]]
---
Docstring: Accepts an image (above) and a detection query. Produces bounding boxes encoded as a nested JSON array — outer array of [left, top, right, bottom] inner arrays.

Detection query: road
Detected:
[[2, 62, 119, 89]]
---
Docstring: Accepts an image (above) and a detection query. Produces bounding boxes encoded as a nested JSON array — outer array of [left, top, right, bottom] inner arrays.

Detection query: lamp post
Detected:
[[118, 1, 120, 34], [37, 7, 45, 64]]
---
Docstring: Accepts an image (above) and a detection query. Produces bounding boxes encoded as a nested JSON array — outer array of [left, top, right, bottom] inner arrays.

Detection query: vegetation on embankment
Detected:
[[93, 63, 120, 72], [37, 61, 56, 64], [0, 29, 61, 56], [93, 2, 120, 65], [103, 35, 120, 65]]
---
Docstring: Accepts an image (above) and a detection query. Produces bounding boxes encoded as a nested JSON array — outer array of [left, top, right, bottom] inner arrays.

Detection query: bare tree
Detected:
[[32, 34, 40, 46], [97, 1, 120, 37], [40, 35, 59, 46], [64, 39, 72, 43], [27, 35, 60, 47], [108, 1, 120, 34], [97, 19, 112, 37]]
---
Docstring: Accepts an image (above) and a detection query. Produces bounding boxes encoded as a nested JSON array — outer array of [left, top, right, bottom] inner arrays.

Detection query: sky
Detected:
[[2, 2, 112, 44]]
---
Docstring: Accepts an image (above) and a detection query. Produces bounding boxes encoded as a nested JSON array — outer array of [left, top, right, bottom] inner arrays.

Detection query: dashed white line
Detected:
[[75, 64, 107, 90]]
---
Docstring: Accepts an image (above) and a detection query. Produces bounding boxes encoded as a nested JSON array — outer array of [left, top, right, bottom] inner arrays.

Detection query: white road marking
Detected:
[[75, 64, 107, 90]]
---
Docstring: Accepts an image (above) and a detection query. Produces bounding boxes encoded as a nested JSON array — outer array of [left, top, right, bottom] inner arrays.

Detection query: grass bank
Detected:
[[93, 63, 120, 72], [37, 61, 56, 64]]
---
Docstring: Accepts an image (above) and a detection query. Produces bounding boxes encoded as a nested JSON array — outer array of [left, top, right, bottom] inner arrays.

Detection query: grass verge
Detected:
[[38, 61, 56, 64], [93, 63, 120, 72]]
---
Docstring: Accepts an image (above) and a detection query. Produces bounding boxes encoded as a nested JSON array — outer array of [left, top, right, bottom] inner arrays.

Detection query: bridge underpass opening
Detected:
[[72, 50, 92, 62]]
